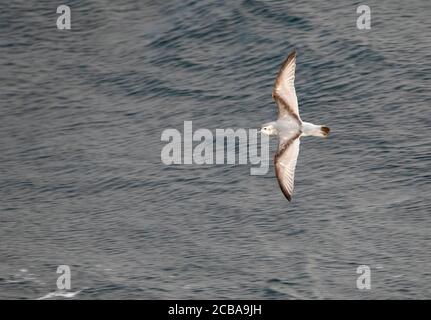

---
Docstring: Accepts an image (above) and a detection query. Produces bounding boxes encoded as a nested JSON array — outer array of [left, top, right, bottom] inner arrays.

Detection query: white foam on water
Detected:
[[36, 290, 81, 300]]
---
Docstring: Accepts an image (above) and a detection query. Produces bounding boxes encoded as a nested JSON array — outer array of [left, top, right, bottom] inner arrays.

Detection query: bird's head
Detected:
[[260, 123, 277, 136]]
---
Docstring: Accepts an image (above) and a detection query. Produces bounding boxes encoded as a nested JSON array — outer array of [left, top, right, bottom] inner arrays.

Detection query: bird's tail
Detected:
[[314, 125, 330, 138]]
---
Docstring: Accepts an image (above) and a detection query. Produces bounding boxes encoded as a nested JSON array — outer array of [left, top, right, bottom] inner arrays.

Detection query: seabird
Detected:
[[260, 49, 330, 201]]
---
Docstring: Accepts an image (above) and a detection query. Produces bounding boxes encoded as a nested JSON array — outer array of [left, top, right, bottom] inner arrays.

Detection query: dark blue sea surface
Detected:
[[0, 0, 430, 299]]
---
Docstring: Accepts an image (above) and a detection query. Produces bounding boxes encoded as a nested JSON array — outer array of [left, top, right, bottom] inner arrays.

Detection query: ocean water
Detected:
[[1, 0, 430, 299]]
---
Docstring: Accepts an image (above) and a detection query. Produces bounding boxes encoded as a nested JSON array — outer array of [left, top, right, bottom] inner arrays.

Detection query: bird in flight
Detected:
[[260, 49, 330, 201]]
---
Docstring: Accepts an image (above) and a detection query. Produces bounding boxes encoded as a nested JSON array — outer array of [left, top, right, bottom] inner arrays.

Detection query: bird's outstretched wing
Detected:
[[274, 131, 301, 201], [272, 49, 301, 122]]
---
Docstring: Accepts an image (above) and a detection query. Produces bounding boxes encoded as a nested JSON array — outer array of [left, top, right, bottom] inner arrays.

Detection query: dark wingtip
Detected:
[[275, 168, 293, 202], [279, 185, 292, 202], [288, 48, 296, 59], [280, 49, 297, 69]]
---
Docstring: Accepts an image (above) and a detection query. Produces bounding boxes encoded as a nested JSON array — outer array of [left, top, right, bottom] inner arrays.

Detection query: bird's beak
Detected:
[[257, 129, 261, 133]]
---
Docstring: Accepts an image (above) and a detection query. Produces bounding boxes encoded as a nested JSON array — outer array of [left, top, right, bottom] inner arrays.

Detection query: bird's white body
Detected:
[[263, 120, 323, 137]]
